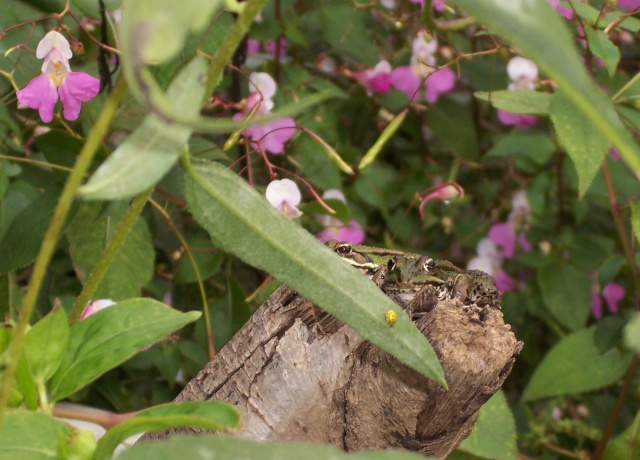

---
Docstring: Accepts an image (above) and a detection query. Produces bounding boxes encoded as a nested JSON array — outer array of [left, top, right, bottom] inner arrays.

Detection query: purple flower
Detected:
[[617, 0, 640, 10], [390, 31, 455, 103], [242, 117, 296, 155], [235, 72, 296, 154], [16, 31, 99, 123], [592, 282, 625, 319], [467, 238, 513, 292], [318, 221, 365, 246], [497, 57, 539, 129], [352, 60, 392, 94], [497, 110, 538, 129], [548, 0, 574, 20]]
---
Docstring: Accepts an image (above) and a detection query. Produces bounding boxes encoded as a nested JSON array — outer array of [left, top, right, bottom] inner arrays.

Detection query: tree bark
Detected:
[[142, 283, 522, 458]]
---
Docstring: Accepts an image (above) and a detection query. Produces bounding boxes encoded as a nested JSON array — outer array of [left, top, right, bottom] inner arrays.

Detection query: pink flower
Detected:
[[318, 221, 365, 246], [488, 190, 532, 258], [548, 0, 574, 20], [497, 110, 538, 129], [498, 57, 539, 129], [390, 31, 455, 103], [266, 179, 302, 219], [80, 299, 116, 320], [16, 31, 99, 123], [242, 116, 296, 154], [352, 60, 392, 94], [617, 0, 639, 10], [592, 282, 625, 319], [609, 148, 621, 161], [235, 72, 296, 154], [467, 239, 513, 292]]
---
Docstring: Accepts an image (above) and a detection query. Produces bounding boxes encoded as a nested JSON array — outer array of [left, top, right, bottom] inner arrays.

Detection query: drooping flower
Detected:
[[316, 189, 365, 245], [497, 57, 539, 129], [16, 31, 100, 123], [80, 299, 116, 320], [266, 178, 302, 219], [592, 282, 625, 319], [418, 182, 464, 219], [233, 72, 296, 154], [390, 31, 455, 103]]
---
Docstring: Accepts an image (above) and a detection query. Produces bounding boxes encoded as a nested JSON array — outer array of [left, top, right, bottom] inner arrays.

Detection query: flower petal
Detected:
[[390, 66, 421, 100], [36, 30, 73, 60], [497, 110, 538, 129], [507, 56, 538, 83], [602, 282, 625, 314], [489, 222, 516, 258], [247, 117, 296, 154], [58, 72, 100, 121], [16, 74, 59, 123], [266, 178, 302, 209], [318, 220, 365, 245], [424, 67, 456, 103], [249, 72, 277, 100]]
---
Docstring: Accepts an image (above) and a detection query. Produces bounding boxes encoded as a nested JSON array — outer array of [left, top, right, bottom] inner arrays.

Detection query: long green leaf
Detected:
[[183, 159, 446, 387], [450, 0, 640, 179]]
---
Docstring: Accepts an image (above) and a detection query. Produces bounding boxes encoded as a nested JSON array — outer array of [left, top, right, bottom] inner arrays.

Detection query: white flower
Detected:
[[266, 179, 302, 219], [80, 299, 116, 320], [507, 57, 538, 91]]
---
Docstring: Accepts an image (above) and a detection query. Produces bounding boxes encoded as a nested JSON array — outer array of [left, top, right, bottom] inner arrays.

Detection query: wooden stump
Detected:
[[142, 284, 522, 458]]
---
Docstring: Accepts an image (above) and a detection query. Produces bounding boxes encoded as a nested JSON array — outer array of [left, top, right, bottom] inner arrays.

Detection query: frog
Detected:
[[326, 240, 501, 309]]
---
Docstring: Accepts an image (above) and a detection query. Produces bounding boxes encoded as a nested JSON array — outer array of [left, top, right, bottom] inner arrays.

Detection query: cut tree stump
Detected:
[[142, 283, 523, 458]]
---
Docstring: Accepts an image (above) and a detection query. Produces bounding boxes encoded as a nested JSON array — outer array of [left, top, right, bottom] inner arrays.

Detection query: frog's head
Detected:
[[326, 240, 377, 269]]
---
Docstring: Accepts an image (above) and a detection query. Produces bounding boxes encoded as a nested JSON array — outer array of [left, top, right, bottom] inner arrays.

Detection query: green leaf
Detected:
[[117, 434, 432, 460], [23, 308, 69, 381], [631, 201, 640, 245], [584, 27, 620, 78], [550, 90, 610, 197], [537, 260, 591, 331], [474, 90, 550, 115], [0, 185, 61, 273], [66, 203, 154, 300], [522, 325, 632, 401], [94, 401, 240, 460], [623, 313, 640, 354], [183, 159, 446, 386], [429, 98, 480, 161], [79, 57, 208, 200], [298, 198, 351, 226], [209, 279, 252, 351], [602, 410, 640, 460], [49, 299, 201, 401], [0, 411, 76, 460], [484, 133, 555, 165], [449, 0, 640, 177], [458, 390, 516, 460]]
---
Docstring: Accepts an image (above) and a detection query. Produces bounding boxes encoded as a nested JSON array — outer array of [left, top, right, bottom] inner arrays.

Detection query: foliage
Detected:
[[0, 0, 639, 459]]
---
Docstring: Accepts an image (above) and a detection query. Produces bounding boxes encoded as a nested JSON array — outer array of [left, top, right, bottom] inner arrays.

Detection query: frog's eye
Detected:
[[335, 243, 352, 256], [387, 257, 397, 271], [385, 309, 398, 326], [422, 257, 436, 271]]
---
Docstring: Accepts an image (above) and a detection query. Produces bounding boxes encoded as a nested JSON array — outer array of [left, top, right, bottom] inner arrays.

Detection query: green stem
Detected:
[[68, 188, 153, 325], [205, 0, 267, 95], [0, 77, 126, 422]]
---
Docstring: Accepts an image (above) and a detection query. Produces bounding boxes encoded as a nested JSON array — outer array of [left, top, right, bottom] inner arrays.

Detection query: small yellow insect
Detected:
[[385, 309, 398, 326]]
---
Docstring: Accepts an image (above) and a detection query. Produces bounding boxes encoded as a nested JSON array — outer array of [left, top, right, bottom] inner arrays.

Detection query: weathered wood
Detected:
[[142, 283, 522, 458]]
